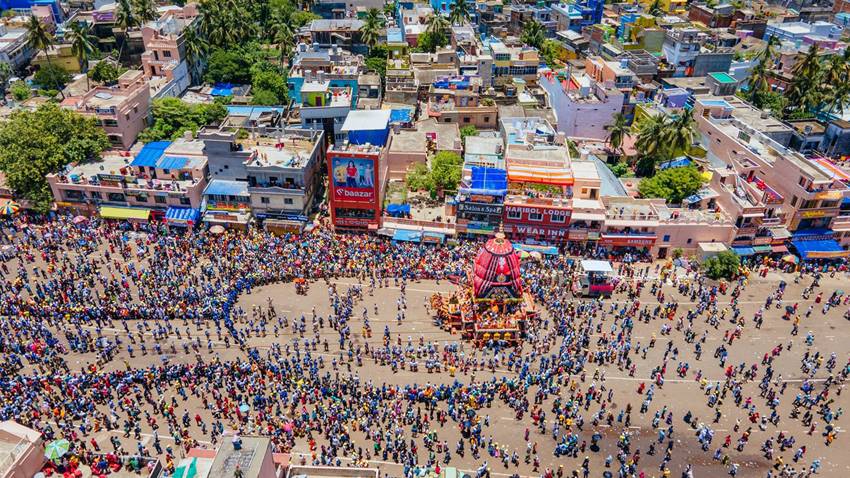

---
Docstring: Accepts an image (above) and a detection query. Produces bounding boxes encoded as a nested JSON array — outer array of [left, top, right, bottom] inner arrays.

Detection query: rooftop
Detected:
[[247, 139, 317, 170], [209, 436, 271, 478]]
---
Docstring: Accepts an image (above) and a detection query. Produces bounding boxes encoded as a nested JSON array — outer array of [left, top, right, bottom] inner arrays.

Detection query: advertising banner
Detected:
[[331, 157, 376, 203]]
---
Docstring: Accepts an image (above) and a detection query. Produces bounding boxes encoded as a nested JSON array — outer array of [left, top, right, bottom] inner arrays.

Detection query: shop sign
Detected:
[[806, 250, 850, 259], [587, 231, 600, 241], [568, 229, 588, 241], [335, 217, 371, 227], [814, 190, 843, 201], [470, 194, 496, 204], [801, 209, 828, 219], [513, 224, 568, 239], [457, 202, 503, 215], [599, 235, 656, 247], [752, 236, 772, 246]]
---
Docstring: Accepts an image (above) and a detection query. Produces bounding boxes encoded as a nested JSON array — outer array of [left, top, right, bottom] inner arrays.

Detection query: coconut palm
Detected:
[[26, 15, 64, 98], [115, 0, 137, 62], [634, 113, 669, 176], [132, 0, 158, 24], [67, 22, 96, 88], [273, 22, 294, 68], [521, 20, 545, 49], [360, 8, 384, 52], [426, 12, 449, 38], [182, 26, 208, 85], [605, 112, 629, 158], [665, 109, 698, 158], [787, 44, 823, 115], [449, 0, 471, 25]]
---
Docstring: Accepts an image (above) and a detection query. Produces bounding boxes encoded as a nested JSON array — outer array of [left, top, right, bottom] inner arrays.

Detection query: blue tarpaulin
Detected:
[[791, 238, 849, 260], [157, 156, 189, 170], [204, 180, 249, 197], [658, 157, 692, 170], [211, 83, 234, 96], [515, 244, 559, 255], [390, 108, 414, 124], [393, 229, 422, 242], [386, 204, 411, 216], [732, 246, 755, 256], [131, 141, 170, 167], [165, 207, 200, 224], [460, 167, 507, 196]]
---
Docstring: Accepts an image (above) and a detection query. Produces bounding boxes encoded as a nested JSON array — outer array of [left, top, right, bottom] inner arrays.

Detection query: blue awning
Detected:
[[131, 141, 170, 167], [165, 207, 200, 223], [422, 232, 445, 243], [157, 156, 189, 170], [791, 238, 850, 260], [731, 246, 755, 256], [204, 180, 249, 197], [515, 244, 559, 255], [393, 229, 422, 242]]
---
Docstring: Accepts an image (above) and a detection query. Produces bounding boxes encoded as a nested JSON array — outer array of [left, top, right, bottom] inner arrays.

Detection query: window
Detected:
[[551, 213, 566, 223], [663, 234, 670, 242], [163, 169, 170, 175], [133, 106, 138, 113], [686, 238, 692, 244], [284, 198, 294, 205], [463, 117, 470, 123], [90, 191, 102, 199], [799, 176, 807, 187], [163, 50, 171, 58], [64, 189, 85, 201], [107, 192, 125, 202], [154, 196, 166, 204], [179, 197, 190, 205], [529, 211, 543, 221], [484, 116, 490, 123], [507, 209, 521, 220], [260, 197, 270, 204], [791, 195, 798, 207], [102, 119, 118, 127], [136, 195, 148, 203]]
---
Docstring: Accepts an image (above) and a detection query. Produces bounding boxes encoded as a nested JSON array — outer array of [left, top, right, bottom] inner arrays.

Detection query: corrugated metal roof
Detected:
[[131, 141, 171, 167], [203, 180, 249, 197], [157, 156, 189, 170]]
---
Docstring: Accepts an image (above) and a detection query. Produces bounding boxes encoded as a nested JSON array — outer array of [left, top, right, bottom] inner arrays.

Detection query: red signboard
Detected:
[[330, 156, 377, 204], [334, 217, 373, 228], [504, 204, 571, 226], [599, 235, 656, 247]]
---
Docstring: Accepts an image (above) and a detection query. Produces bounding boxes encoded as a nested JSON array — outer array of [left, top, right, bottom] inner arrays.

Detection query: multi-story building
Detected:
[[640, 0, 687, 14], [426, 75, 498, 129], [140, 4, 199, 99], [297, 76, 354, 144], [763, 20, 842, 44], [550, 0, 604, 33], [539, 69, 625, 141], [662, 28, 733, 77], [287, 43, 362, 104], [245, 129, 325, 232], [483, 38, 539, 88], [328, 142, 385, 230], [48, 139, 208, 220], [0, 23, 30, 71], [61, 70, 151, 149], [307, 19, 365, 53], [31, 43, 81, 73], [508, 4, 556, 38], [695, 96, 850, 254], [476, 0, 508, 37]]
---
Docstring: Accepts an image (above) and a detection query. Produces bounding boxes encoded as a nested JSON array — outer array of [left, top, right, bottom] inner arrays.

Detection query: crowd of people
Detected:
[[0, 214, 846, 478]]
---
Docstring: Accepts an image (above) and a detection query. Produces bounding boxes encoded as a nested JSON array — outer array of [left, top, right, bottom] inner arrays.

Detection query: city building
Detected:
[[539, 69, 625, 141], [661, 28, 734, 77], [307, 18, 365, 53], [763, 20, 843, 44], [31, 43, 81, 73], [455, 165, 507, 237], [287, 43, 362, 105], [297, 76, 355, 144], [508, 4, 556, 38], [328, 142, 385, 230], [245, 129, 325, 233], [140, 4, 200, 99], [0, 23, 30, 71], [386, 118, 461, 180], [483, 38, 539, 88], [0, 421, 44, 478], [48, 139, 208, 219], [551, 0, 604, 33], [61, 70, 151, 149], [426, 75, 498, 129]]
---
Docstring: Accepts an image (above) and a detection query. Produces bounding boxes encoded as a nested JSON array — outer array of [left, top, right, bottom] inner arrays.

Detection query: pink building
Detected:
[[140, 4, 199, 98], [0, 421, 44, 478], [62, 70, 151, 149], [47, 139, 208, 218]]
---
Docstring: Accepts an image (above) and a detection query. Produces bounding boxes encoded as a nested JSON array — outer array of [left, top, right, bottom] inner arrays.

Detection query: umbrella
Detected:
[[782, 254, 799, 264], [239, 403, 250, 413], [72, 215, 88, 224], [836, 289, 845, 296], [0, 200, 19, 216], [44, 439, 70, 460], [209, 225, 225, 235]]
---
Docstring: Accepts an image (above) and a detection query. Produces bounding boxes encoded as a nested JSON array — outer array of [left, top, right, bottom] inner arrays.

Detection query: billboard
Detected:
[[331, 157, 377, 203]]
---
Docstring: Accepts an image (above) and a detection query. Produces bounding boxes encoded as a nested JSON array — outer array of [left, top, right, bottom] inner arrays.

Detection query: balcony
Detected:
[[753, 216, 782, 226], [504, 195, 570, 208], [831, 215, 850, 231], [743, 175, 783, 205]]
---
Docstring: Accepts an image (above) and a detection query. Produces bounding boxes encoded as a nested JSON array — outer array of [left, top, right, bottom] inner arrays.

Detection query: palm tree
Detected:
[[665, 110, 698, 158], [787, 44, 823, 115], [115, 0, 137, 62], [273, 22, 293, 69], [820, 51, 848, 118], [67, 22, 96, 89], [26, 15, 64, 98], [756, 35, 780, 66], [521, 20, 545, 50], [182, 26, 208, 85], [449, 0, 471, 25], [132, 0, 158, 24], [605, 112, 629, 161], [634, 113, 669, 176], [426, 12, 449, 38], [647, 0, 663, 15], [747, 61, 770, 107], [360, 8, 383, 52]]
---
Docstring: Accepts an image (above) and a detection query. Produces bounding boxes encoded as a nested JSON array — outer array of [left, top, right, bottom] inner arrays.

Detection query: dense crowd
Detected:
[[0, 215, 845, 478]]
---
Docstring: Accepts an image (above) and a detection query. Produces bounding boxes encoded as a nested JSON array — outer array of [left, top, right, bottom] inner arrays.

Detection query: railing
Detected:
[[382, 216, 456, 233], [831, 215, 850, 229]]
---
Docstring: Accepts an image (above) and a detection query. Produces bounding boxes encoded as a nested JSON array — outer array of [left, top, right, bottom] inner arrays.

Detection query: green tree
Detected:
[[252, 69, 288, 104], [637, 166, 704, 204], [138, 98, 227, 142], [66, 21, 96, 89], [205, 48, 251, 84], [426, 13, 449, 42], [665, 109, 698, 158], [429, 150, 463, 192], [460, 125, 478, 143], [449, 0, 470, 25], [0, 104, 109, 211], [605, 112, 628, 159], [521, 20, 545, 50], [132, 0, 158, 24], [608, 161, 630, 177], [0, 62, 12, 97], [290, 10, 319, 28], [417, 31, 447, 53], [251, 89, 279, 105], [26, 15, 64, 98], [634, 113, 669, 176], [702, 251, 740, 280], [821, 49, 850, 119], [9, 81, 30, 101], [786, 44, 823, 115], [88, 60, 122, 83], [272, 21, 293, 69], [540, 39, 561, 67], [34, 64, 71, 91], [360, 8, 384, 53], [405, 163, 434, 192], [115, 0, 137, 61], [182, 27, 209, 85]]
